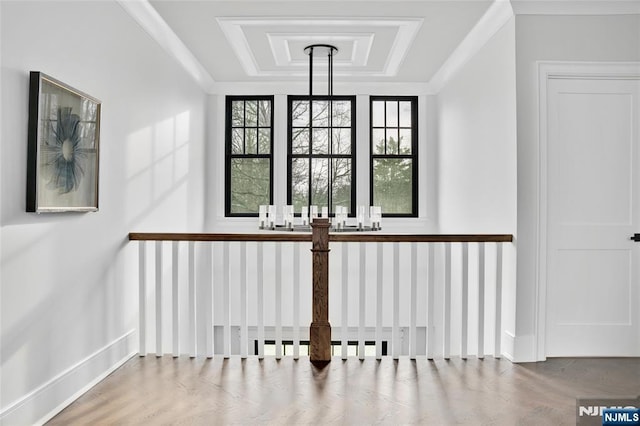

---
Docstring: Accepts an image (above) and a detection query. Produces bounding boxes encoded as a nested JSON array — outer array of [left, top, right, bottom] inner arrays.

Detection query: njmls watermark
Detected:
[[577, 396, 640, 426]]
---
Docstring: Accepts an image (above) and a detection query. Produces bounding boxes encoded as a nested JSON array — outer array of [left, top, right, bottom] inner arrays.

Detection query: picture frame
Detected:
[[26, 72, 101, 213]]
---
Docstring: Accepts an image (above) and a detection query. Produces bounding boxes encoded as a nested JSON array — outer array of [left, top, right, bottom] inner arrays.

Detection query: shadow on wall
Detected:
[[0, 69, 198, 411], [125, 110, 193, 230]]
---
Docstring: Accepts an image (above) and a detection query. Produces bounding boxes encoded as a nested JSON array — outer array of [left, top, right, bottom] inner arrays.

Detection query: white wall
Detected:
[[514, 14, 640, 361], [437, 17, 517, 235], [437, 18, 518, 357], [0, 1, 206, 423]]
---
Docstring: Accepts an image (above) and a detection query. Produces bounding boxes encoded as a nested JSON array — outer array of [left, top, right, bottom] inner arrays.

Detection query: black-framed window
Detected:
[[287, 95, 356, 214], [370, 96, 418, 217], [225, 96, 274, 216]]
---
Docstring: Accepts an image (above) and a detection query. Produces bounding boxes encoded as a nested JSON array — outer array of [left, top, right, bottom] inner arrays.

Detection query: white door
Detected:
[[546, 76, 640, 356]]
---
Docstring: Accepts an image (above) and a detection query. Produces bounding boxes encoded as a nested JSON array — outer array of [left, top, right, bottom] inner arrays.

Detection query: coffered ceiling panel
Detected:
[[148, 0, 493, 83], [217, 17, 421, 77]]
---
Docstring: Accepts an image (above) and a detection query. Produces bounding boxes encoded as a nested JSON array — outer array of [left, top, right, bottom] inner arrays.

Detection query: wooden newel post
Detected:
[[310, 218, 331, 362]]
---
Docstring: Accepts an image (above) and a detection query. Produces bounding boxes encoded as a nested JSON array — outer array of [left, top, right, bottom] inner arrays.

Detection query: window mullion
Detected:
[[242, 101, 247, 155]]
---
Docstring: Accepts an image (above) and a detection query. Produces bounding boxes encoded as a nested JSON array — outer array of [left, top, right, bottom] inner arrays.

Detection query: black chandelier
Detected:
[[303, 44, 337, 97], [304, 44, 338, 212], [257, 43, 381, 231]]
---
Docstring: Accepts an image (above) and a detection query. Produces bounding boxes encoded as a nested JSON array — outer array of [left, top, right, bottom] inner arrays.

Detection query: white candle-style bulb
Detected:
[[321, 206, 328, 218], [259, 205, 267, 229], [285, 205, 294, 228], [370, 206, 381, 230], [301, 206, 308, 226], [358, 205, 365, 229], [310, 205, 318, 220], [268, 205, 276, 229]]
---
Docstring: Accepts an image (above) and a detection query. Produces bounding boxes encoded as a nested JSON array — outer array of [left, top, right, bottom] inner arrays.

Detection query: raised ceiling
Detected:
[[124, 0, 640, 92], [147, 0, 493, 83]]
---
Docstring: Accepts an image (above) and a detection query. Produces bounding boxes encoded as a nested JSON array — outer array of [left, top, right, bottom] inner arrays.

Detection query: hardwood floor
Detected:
[[48, 356, 640, 425]]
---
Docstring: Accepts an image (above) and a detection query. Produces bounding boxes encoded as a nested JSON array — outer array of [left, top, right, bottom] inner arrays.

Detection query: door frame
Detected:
[[536, 61, 640, 361]]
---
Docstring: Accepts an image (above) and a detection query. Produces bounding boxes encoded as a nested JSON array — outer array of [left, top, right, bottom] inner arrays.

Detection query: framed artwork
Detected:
[[26, 72, 101, 213]]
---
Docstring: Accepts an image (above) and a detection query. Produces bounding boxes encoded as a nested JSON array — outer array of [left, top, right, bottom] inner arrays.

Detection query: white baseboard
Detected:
[[502, 331, 516, 362], [504, 332, 541, 363], [0, 330, 137, 426]]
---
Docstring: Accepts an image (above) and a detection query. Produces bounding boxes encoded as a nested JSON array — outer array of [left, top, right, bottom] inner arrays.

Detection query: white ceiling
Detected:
[[122, 0, 640, 93], [147, 0, 493, 83]]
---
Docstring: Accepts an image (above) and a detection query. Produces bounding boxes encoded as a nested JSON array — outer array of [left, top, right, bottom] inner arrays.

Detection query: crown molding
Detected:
[[511, 0, 640, 16], [117, 0, 216, 93], [428, 0, 514, 93]]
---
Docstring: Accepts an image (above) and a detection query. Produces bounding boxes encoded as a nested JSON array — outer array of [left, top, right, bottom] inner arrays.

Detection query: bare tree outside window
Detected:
[[226, 96, 273, 215], [288, 96, 355, 214]]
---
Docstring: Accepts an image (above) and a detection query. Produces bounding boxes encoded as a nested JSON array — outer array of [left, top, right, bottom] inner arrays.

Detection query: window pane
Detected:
[[232, 101, 244, 126], [332, 100, 351, 127], [312, 128, 329, 155], [226, 97, 273, 216], [386, 101, 398, 127], [373, 158, 412, 214], [399, 101, 412, 127], [232, 128, 244, 154], [289, 96, 354, 216], [312, 100, 329, 127], [372, 129, 385, 154], [292, 100, 309, 127], [245, 100, 258, 126], [258, 100, 271, 127], [245, 128, 257, 154], [292, 128, 309, 154], [258, 129, 271, 154], [291, 158, 309, 212], [399, 129, 412, 154], [387, 129, 399, 155], [311, 158, 329, 208], [372, 101, 385, 127], [230, 158, 270, 214], [332, 128, 351, 155], [332, 158, 351, 212]]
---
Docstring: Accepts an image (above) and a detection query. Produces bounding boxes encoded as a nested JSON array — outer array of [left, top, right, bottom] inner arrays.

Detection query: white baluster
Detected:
[[139, 241, 146, 356], [257, 243, 264, 359], [341, 242, 348, 360], [188, 241, 196, 358], [275, 243, 282, 359], [461, 242, 469, 360], [410, 243, 417, 360], [478, 242, 485, 359], [172, 241, 179, 358], [444, 242, 451, 360], [392, 242, 400, 360], [427, 244, 435, 360], [223, 242, 230, 358], [376, 242, 383, 360], [494, 243, 503, 358], [294, 243, 300, 359], [240, 241, 248, 359], [205, 243, 213, 359], [359, 242, 366, 360], [155, 241, 163, 357]]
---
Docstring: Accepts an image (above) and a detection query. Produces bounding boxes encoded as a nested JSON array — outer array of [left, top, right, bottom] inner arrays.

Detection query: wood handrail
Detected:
[[128, 232, 513, 243], [129, 233, 313, 242], [329, 234, 513, 243]]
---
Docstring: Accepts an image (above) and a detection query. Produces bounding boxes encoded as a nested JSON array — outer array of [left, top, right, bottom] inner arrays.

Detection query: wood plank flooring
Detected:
[[48, 356, 640, 425]]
